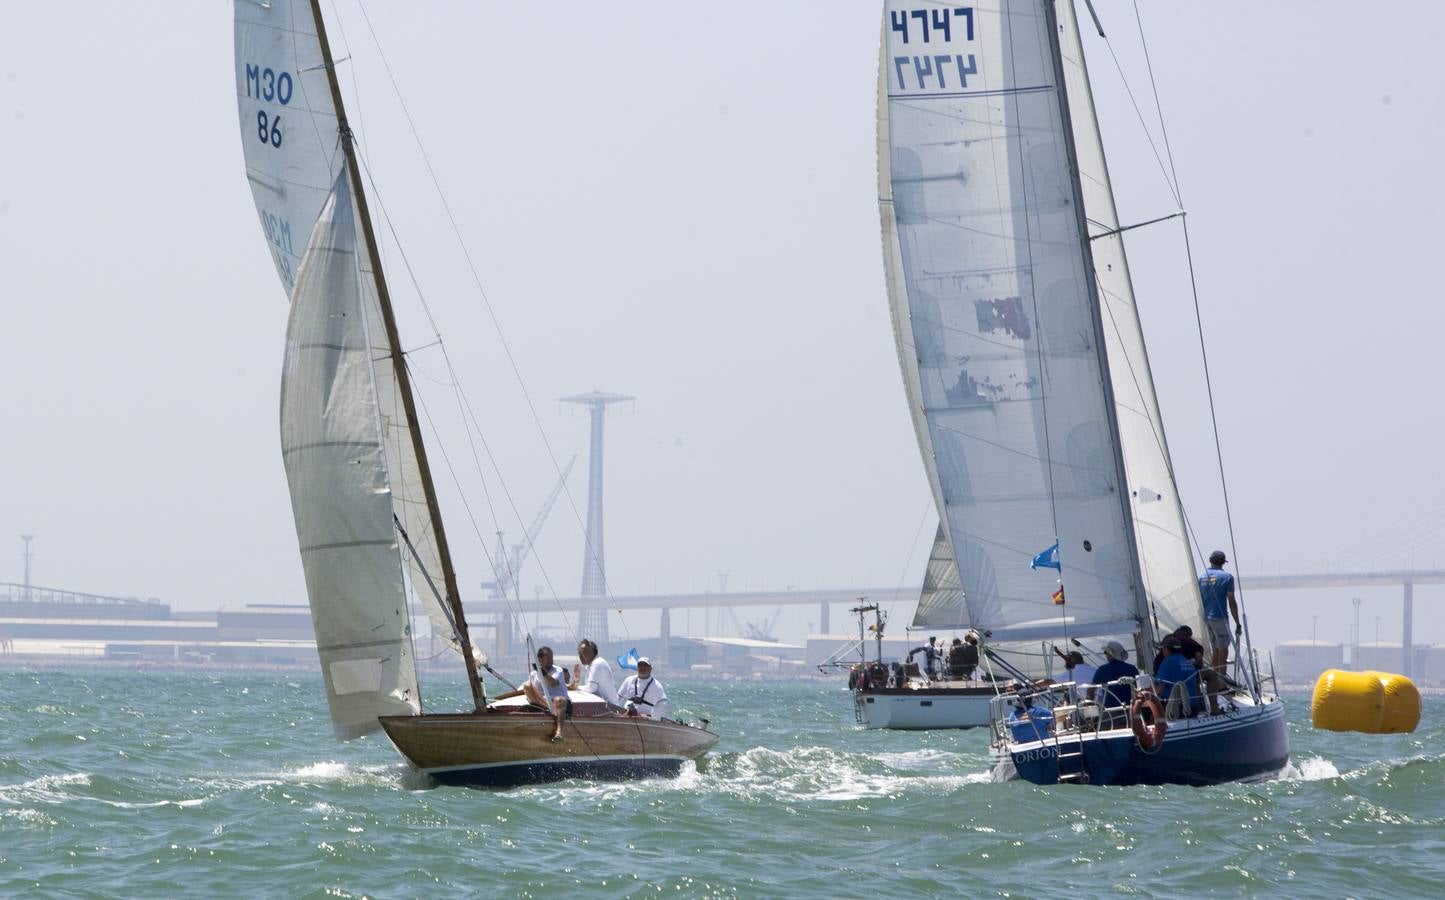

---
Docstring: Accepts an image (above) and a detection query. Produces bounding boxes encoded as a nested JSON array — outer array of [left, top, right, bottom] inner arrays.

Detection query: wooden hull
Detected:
[[378, 711, 719, 788]]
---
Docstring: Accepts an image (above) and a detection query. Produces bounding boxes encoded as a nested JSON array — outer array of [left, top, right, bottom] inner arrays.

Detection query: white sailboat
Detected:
[[877, 0, 1288, 784], [850, 532, 997, 730], [234, 0, 716, 786]]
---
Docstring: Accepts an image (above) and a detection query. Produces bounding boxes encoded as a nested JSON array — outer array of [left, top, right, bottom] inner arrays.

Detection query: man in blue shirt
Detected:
[[1154, 634, 1205, 717], [1090, 640, 1139, 725], [1199, 550, 1242, 670]]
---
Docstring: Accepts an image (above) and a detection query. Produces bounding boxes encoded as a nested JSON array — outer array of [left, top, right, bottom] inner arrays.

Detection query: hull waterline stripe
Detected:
[[422, 754, 690, 775]]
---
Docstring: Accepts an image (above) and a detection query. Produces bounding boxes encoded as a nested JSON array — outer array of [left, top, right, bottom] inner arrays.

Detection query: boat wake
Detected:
[[1277, 755, 1342, 782]]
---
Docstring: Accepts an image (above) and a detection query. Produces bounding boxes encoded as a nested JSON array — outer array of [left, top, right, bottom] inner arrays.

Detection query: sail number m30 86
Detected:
[[244, 63, 292, 148]]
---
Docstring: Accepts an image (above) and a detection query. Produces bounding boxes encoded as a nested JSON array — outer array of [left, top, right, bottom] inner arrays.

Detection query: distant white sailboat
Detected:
[[877, 0, 1288, 785], [849, 533, 996, 730], [234, 0, 716, 785]]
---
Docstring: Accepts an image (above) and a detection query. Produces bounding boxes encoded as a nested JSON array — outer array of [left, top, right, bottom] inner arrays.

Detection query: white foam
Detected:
[[281, 760, 413, 789], [1278, 755, 1341, 782], [0, 772, 90, 805]]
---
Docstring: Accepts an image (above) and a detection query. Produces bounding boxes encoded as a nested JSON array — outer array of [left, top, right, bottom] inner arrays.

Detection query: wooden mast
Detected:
[[308, 0, 485, 711]]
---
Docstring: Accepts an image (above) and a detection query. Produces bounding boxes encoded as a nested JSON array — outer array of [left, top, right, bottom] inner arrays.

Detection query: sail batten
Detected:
[[880, 0, 1153, 644]]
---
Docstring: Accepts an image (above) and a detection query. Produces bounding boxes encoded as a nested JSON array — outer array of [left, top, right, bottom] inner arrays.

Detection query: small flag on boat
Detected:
[[1051, 584, 1066, 605], [1031, 541, 1061, 571], [617, 647, 639, 670]]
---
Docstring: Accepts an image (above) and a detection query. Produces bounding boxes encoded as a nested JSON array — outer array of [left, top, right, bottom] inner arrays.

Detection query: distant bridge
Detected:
[[470, 569, 1444, 675]]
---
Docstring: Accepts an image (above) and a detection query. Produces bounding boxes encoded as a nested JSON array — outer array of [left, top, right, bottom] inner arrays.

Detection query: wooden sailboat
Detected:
[[234, 0, 716, 787], [876, 0, 1288, 784]]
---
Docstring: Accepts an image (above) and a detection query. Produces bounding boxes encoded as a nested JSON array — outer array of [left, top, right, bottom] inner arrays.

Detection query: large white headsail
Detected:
[[236, 0, 461, 656], [1054, 0, 1203, 641], [879, 0, 1146, 644], [281, 169, 419, 739]]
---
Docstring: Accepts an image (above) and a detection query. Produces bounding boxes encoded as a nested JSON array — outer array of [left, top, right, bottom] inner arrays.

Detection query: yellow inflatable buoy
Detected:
[[1370, 671, 1422, 734], [1311, 669, 1420, 734], [1311, 669, 1383, 732]]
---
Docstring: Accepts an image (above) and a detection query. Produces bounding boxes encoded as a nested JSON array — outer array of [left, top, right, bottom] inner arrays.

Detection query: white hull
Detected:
[[856, 685, 994, 730]]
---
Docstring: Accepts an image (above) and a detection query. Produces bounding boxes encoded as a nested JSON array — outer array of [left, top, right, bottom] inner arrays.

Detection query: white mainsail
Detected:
[[236, 0, 461, 656], [1053, 1, 1204, 641], [879, 0, 1148, 646], [281, 169, 419, 739]]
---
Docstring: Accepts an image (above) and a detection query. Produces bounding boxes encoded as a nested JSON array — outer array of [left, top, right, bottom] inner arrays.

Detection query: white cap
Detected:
[[636, 656, 652, 667], [1104, 640, 1128, 661]]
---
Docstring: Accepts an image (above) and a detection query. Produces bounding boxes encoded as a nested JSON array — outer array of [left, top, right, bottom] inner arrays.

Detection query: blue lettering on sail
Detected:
[[890, 7, 974, 44], [243, 63, 294, 106], [888, 6, 977, 94], [893, 54, 978, 92]]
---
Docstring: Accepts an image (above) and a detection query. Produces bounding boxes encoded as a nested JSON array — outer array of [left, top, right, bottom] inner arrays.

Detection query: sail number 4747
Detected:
[[243, 63, 293, 149]]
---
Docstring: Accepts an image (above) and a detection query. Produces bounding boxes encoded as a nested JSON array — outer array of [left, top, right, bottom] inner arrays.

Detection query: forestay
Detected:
[[236, 0, 461, 655], [280, 170, 419, 739], [878, 0, 1146, 644], [1053, 1, 1203, 640]]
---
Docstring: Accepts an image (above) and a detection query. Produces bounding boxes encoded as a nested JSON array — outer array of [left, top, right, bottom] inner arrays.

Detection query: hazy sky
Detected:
[[2, 2, 1442, 652]]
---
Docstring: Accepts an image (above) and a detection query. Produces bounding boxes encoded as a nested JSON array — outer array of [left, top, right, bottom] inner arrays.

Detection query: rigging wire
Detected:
[[353, 146, 574, 646], [351, 0, 635, 647], [1118, 1, 1257, 693]]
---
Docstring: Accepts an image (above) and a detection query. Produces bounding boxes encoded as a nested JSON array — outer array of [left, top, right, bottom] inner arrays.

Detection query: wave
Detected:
[[1278, 754, 1342, 782]]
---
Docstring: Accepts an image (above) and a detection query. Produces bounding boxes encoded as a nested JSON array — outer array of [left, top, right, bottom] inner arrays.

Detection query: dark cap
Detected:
[[1162, 634, 1182, 650], [1209, 550, 1228, 566]]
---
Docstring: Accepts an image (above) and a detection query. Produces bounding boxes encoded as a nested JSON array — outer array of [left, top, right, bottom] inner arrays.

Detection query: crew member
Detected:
[[1199, 550, 1242, 670], [948, 633, 980, 681], [569, 638, 620, 707], [1090, 640, 1139, 725], [1053, 647, 1096, 689], [495, 646, 571, 742], [1154, 635, 1205, 717], [617, 657, 669, 719], [908, 636, 942, 680]]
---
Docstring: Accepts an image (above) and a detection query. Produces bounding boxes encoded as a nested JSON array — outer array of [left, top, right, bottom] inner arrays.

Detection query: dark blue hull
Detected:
[[1007, 698, 1289, 787], [428, 756, 687, 789]]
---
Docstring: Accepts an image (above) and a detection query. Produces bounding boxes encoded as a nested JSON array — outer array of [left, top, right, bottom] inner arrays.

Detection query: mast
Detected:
[[1042, 0, 1155, 666], [308, 0, 485, 710]]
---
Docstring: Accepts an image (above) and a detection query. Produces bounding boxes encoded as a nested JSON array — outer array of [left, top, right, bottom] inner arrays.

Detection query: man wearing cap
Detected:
[[1199, 550, 1242, 670], [1052, 647, 1097, 687], [1155, 634, 1205, 717], [617, 657, 669, 720], [1090, 640, 1139, 724]]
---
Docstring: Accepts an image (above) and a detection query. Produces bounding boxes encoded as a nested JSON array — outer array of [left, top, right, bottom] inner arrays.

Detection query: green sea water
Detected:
[[0, 667, 1440, 897]]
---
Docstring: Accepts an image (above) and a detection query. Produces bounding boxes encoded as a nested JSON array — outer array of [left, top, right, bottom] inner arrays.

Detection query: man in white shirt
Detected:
[[569, 638, 620, 707], [616, 657, 668, 720], [495, 646, 571, 742]]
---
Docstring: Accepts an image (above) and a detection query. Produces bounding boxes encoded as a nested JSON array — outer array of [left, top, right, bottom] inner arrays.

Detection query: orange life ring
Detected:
[[1130, 691, 1168, 750]]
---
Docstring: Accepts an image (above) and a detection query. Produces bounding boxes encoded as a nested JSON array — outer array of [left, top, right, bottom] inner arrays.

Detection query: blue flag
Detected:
[[1031, 541, 1061, 571], [617, 647, 639, 671]]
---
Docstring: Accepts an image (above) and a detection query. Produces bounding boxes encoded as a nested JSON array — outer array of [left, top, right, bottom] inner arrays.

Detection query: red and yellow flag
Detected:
[[1051, 584, 1066, 605]]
